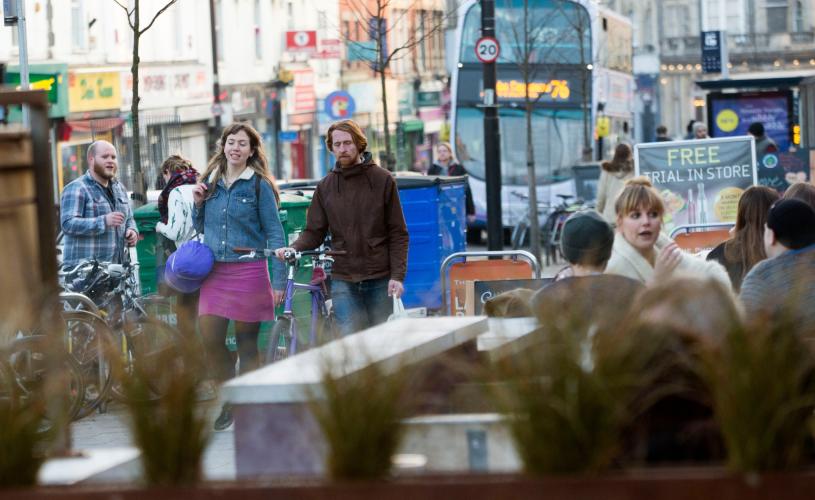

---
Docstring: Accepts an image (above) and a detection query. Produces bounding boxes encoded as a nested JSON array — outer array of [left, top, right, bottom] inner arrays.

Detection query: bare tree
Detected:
[[555, 0, 594, 162], [341, 0, 452, 170], [506, 0, 554, 263], [113, 0, 179, 205]]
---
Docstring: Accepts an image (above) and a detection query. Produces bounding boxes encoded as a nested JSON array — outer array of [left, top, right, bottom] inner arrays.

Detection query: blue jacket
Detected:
[[60, 172, 137, 266], [193, 168, 286, 289]]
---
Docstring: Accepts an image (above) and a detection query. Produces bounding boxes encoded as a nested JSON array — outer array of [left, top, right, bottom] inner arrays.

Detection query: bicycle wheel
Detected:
[[110, 318, 185, 402], [61, 310, 116, 419], [510, 220, 529, 250], [316, 312, 339, 346], [6, 335, 85, 422], [266, 317, 294, 364]]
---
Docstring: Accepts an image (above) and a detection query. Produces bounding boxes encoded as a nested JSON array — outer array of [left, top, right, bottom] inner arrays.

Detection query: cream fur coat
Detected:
[[606, 232, 732, 289]]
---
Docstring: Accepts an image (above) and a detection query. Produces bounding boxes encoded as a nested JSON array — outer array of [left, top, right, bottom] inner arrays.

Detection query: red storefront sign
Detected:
[[285, 31, 317, 53]]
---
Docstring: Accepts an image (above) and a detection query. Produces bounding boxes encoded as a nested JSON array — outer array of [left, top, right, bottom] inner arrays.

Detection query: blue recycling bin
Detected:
[[397, 175, 467, 310]]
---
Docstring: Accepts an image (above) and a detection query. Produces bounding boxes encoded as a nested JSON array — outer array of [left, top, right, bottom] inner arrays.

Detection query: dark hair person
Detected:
[[706, 186, 779, 291]]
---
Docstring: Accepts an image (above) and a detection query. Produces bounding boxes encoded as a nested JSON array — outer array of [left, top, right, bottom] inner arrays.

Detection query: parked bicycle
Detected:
[[233, 246, 346, 363], [0, 334, 85, 423], [509, 191, 556, 264], [540, 194, 593, 265], [59, 255, 183, 414]]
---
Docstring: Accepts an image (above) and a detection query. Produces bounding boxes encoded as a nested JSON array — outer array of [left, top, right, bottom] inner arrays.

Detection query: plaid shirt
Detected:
[[60, 172, 137, 266]]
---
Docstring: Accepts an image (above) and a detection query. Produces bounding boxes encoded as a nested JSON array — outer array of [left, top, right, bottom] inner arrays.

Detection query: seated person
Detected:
[[740, 199, 815, 335], [531, 210, 643, 331]]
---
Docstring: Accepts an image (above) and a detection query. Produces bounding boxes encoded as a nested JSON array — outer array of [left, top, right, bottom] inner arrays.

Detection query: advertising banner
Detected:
[[709, 91, 792, 151], [635, 136, 757, 232]]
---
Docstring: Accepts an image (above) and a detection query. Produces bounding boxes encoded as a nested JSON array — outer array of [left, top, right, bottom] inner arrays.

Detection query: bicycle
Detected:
[[59, 256, 183, 411], [1, 334, 85, 423], [509, 191, 557, 264], [233, 247, 346, 363], [540, 194, 590, 265]]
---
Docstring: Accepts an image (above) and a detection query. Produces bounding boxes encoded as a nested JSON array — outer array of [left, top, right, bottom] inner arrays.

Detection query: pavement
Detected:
[[70, 400, 236, 481]]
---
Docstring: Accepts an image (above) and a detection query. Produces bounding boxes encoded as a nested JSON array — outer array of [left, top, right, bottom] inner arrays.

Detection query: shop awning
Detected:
[[65, 117, 126, 133]]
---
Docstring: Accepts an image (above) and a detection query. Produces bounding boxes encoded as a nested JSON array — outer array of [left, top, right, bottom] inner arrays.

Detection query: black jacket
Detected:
[[428, 162, 475, 217]]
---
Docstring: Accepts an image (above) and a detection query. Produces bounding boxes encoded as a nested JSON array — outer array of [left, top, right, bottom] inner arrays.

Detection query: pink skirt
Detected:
[[199, 260, 276, 322]]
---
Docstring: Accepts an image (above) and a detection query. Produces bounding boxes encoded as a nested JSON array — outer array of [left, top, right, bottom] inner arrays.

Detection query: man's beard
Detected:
[[93, 162, 117, 180]]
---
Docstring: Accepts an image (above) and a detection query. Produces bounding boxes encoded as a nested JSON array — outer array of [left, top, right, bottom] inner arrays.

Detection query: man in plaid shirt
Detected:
[[60, 141, 138, 267]]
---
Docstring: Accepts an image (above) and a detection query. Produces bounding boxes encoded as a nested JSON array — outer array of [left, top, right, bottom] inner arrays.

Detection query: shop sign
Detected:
[[121, 65, 212, 110], [324, 90, 355, 120], [314, 39, 341, 59], [6, 64, 69, 118], [278, 131, 298, 142], [69, 71, 122, 113], [635, 136, 757, 232], [289, 68, 316, 113], [286, 31, 317, 53], [495, 79, 570, 101]]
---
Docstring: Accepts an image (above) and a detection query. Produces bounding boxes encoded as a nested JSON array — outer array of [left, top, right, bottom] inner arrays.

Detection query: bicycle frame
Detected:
[[279, 261, 329, 355]]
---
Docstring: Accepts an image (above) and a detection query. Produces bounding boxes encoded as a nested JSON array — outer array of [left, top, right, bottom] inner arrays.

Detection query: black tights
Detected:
[[199, 315, 261, 383]]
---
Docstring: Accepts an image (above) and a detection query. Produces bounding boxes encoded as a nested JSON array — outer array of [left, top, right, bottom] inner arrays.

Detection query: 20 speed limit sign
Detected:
[[475, 36, 500, 63]]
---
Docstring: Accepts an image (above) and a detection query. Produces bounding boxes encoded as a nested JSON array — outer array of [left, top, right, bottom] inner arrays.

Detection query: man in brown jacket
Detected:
[[276, 120, 409, 336]]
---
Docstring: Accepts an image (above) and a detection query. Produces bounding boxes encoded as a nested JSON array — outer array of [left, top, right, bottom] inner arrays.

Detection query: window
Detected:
[[173, 7, 184, 57], [663, 5, 689, 37], [795, 0, 804, 32], [254, 0, 262, 59], [72, 0, 88, 51], [215, 0, 224, 61], [767, 5, 788, 33], [287, 1, 293, 30]]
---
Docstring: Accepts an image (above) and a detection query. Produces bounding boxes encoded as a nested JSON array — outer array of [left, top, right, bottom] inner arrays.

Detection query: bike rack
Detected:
[[439, 250, 540, 315], [59, 292, 102, 317]]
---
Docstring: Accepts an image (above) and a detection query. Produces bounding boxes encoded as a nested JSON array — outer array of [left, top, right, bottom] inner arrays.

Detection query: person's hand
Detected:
[[192, 182, 208, 207], [274, 247, 296, 260], [272, 289, 285, 305], [654, 242, 682, 281], [388, 279, 404, 298], [124, 229, 138, 247], [104, 211, 125, 227]]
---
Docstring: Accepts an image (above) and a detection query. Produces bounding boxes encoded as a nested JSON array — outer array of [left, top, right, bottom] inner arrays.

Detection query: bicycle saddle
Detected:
[[310, 267, 328, 285]]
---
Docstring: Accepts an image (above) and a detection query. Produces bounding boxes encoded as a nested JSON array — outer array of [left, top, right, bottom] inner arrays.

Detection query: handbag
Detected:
[[163, 239, 215, 293]]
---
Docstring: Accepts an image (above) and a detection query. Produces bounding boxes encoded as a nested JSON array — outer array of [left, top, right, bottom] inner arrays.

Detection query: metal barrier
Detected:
[[439, 250, 540, 315]]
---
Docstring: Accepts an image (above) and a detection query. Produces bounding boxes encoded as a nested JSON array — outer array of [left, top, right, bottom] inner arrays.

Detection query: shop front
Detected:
[[59, 68, 125, 193], [124, 64, 213, 184], [5, 63, 70, 198]]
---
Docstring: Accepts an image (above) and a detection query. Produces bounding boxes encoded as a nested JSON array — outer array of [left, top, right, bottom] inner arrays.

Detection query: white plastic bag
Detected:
[[388, 296, 427, 321]]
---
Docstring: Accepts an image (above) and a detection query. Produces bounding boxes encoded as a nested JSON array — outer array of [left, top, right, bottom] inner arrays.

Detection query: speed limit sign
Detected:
[[475, 36, 500, 63]]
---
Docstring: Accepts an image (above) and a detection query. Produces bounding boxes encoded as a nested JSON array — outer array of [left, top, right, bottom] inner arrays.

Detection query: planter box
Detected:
[[5, 470, 815, 499]]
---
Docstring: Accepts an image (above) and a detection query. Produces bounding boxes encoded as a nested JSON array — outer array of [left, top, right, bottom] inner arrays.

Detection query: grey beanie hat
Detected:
[[560, 210, 615, 265]]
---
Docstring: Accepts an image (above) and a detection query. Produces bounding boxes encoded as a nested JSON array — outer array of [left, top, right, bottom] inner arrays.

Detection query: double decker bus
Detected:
[[451, 0, 634, 230]]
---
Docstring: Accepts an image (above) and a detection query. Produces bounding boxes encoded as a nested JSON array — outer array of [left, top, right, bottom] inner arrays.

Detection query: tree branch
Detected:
[[112, 0, 136, 30], [139, 0, 179, 36]]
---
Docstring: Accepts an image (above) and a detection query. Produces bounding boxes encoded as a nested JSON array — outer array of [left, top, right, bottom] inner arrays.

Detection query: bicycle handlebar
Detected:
[[233, 247, 347, 259]]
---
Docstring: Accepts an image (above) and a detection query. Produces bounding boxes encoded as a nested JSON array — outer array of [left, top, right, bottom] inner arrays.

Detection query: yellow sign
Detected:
[[715, 109, 739, 133], [496, 79, 570, 100], [596, 116, 610, 138], [68, 71, 122, 113]]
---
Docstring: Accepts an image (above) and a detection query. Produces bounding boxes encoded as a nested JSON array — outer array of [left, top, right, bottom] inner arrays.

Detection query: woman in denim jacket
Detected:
[[193, 122, 286, 430]]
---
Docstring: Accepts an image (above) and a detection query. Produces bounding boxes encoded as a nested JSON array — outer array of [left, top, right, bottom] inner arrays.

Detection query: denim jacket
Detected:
[[193, 168, 285, 289]]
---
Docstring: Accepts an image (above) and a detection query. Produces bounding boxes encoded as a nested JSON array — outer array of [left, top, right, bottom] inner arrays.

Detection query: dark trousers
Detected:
[[199, 316, 260, 382]]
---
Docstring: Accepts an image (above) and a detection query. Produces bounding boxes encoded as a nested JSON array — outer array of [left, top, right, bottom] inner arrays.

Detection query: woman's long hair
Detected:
[[601, 143, 634, 174], [723, 186, 779, 276], [202, 122, 280, 204]]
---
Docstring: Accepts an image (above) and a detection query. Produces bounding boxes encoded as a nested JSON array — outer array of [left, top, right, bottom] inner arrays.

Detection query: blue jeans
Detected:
[[330, 278, 391, 336]]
